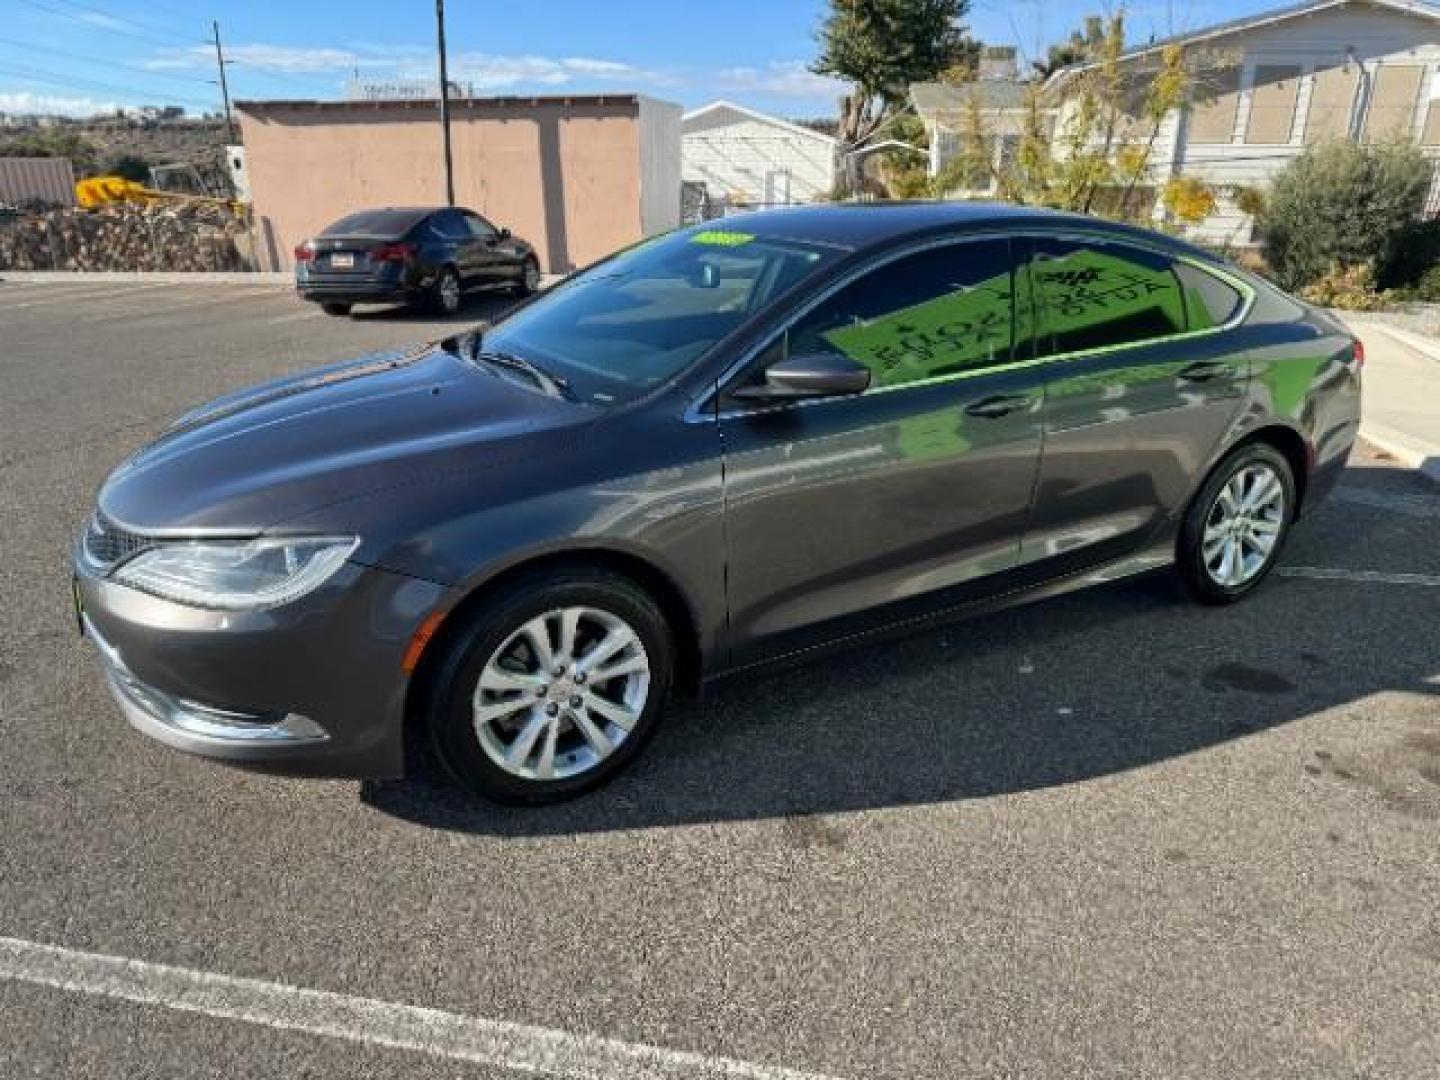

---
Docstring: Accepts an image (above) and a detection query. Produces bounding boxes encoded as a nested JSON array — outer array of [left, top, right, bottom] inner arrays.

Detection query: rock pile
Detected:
[[0, 202, 254, 272]]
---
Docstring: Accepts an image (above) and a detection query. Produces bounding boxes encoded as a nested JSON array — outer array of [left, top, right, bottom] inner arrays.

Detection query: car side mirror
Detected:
[[498, 227, 512, 240], [732, 353, 872, 400]]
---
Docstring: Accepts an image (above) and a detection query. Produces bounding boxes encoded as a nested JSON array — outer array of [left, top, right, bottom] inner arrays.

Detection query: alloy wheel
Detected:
[[471, 606, 650, 781], [1201, 463, 1286, 587], [439, 271, 461, 313]]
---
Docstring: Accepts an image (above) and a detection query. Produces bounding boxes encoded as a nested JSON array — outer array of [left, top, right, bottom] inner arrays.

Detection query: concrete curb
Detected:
[[0, 271, 293, 285], [1345, 321, 1440, 485], [1360, 425, 1440, 484], [1365, 321, 1440, 365]]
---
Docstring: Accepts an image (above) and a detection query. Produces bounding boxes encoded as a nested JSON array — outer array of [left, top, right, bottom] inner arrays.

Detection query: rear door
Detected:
[[1020, 235, 1252, 572], [430, 210, 482, 283], [461, 211, 511, 283], [717, 236, 1047, 664]]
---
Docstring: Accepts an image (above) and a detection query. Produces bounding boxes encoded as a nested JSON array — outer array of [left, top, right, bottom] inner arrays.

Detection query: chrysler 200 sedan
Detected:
[[74, 204, 1361, 804]]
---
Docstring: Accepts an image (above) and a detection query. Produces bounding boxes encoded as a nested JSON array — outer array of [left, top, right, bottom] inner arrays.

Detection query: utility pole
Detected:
[[211, 20, 237, 145], [435, 0, 455, 206]]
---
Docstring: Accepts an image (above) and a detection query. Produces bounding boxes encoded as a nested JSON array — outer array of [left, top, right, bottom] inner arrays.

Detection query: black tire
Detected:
[[513, 256, 541, 296], [319, 302, 351, 317], [426, 569, 674, 805], [429, 266, 463, 315], [1177, 441, 1296, 605]]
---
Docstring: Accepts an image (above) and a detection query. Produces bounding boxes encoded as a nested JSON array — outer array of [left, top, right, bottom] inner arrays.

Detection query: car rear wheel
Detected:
[[427, 569, 673, 804], [515, 256, 540, 296], [430, 266, 462, 315], [1178, 442, 1295, 604], [319, 302, 351, 317]]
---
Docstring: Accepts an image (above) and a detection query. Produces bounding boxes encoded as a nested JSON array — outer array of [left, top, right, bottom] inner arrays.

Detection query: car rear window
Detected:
[[320, 209, 431, 239]]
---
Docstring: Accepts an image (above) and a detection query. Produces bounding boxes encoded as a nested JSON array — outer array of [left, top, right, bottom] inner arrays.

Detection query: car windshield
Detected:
[[478, 227, 843, 404]]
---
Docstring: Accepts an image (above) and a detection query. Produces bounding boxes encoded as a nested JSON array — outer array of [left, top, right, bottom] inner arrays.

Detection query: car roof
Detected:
[[712, 202, 1221, 263], [320, 206, 462, 238]]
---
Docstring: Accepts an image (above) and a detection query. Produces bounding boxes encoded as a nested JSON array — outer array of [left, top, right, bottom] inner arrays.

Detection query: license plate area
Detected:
[[329, 252, 355, 269]]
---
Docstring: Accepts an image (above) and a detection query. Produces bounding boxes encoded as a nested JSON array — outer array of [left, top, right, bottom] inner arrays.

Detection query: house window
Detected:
[[1305, 63, 1360, 143], [1188, 67, 1242, 144], [1363, 65, 1424, 142], [1245, 66, 1303, 144], [1423, 75, 1440, 146]]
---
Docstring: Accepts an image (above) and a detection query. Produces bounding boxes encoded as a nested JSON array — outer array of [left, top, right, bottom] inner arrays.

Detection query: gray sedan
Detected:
[[73, 203, 1362, 803]]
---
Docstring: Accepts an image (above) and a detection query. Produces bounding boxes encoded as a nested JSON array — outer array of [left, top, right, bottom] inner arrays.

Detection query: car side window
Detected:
[[431, 211, 469, 239], [769, 239, 1018, 391], [1030, 239, 1188, 358], [465, 213, 497, 240], [1176, 262, 1245, 330]]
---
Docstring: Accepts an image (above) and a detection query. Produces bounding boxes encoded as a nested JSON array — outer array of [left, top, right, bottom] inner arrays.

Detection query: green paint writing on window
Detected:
[[820, 274, 1015, 388], [1034, 249, 1186, 345], [689, 230, 755, 247]]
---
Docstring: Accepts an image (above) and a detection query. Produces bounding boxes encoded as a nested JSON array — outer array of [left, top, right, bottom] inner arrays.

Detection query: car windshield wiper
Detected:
[[470, 346, 572, 399]]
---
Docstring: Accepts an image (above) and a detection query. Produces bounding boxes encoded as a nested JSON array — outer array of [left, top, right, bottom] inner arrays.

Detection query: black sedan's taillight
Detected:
[[371, 243, 416, 264]]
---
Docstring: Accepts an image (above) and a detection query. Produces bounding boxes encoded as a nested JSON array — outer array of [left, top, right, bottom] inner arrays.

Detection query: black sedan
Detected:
[[294, 206, 540, 316]]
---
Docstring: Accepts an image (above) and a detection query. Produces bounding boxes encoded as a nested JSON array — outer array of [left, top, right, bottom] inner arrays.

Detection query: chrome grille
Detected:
[[83, 514, 151, 570]]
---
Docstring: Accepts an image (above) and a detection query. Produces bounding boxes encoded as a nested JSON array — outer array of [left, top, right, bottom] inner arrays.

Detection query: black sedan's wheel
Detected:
[[427, 569, 673, 804], [514, 256, 541, 296], [1178, 442, 1295, 604], [319, 302, 351, 317], [429, 266, 463, 315]]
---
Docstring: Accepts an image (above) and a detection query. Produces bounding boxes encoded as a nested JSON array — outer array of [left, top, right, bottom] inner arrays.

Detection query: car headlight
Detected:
[[112, 536, 359, 610]]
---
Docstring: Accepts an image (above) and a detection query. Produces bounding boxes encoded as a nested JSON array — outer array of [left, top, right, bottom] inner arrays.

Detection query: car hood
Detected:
[[98, 336, 594, 534]]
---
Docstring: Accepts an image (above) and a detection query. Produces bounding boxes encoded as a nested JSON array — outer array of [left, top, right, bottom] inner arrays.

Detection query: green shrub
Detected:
[[1298, 262, 1394, 311], [1259, 139, 1433, 290], [1378, 216, 1440, 290], [1407, 263, 1440, 302]]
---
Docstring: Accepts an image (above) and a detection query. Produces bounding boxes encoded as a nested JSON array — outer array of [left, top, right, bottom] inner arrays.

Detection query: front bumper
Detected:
[[74, 559, 450, 778], [85, 612, 333, 755]]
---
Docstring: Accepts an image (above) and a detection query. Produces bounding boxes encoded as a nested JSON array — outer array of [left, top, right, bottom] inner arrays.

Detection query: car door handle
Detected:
[[964, 394, 1035, 419], [1178, 360, 1232, 383]]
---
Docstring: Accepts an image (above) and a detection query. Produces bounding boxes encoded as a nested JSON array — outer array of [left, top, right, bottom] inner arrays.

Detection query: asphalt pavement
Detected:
[[1, 280, 1437, 1079]]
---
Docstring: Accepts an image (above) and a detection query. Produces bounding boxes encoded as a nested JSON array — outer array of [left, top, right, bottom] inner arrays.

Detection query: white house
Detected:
[[1046, 0, 1440, 244], [682, 100, 837, 209]]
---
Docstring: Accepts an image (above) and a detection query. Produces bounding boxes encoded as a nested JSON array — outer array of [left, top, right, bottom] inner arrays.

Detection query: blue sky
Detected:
[[3, 0, 1272, 120]]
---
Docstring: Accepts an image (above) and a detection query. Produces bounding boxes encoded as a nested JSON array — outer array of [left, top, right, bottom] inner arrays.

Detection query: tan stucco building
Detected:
[[236, 94, 681, 272]]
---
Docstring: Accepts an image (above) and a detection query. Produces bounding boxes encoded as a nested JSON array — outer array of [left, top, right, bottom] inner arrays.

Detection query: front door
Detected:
[[1020, 236, 1251, 572], [717, 237, 1046, 665]]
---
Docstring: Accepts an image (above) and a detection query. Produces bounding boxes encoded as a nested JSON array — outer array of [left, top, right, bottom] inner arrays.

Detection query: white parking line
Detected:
[[1278, 566, 1440, 586], [0, 936, 843, 1080], [0, 283, 175, 310], [267, 308, 319, 325], [68, 288, 290, 323]]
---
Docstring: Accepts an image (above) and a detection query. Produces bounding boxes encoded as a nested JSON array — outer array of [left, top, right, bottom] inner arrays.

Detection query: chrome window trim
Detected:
[[685, 227, 1256, 424]]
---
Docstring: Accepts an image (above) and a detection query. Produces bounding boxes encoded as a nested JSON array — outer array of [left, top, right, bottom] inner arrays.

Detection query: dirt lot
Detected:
[[1, 280, 1437, 1079]]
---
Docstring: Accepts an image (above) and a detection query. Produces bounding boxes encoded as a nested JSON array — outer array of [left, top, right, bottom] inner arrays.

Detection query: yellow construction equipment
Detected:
[[75, 175, 241, 212]]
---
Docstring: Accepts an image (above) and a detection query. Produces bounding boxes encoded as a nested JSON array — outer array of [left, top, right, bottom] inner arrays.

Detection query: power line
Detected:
[[13, 0, 205, 51], [222, 60, 344, 97], [0, 60, 216, 110], [16, 0, 203, 48], [0, 35, 214, 87]]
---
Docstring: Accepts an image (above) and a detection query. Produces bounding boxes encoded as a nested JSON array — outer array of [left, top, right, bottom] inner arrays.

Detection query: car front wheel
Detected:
[[1178, 442, 1295, 604], [427, 570, 673, 804], [515, 256, 540, 296]]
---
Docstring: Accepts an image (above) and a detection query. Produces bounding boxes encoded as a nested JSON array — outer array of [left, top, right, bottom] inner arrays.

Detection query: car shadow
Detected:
[[361, 459, 1440, 837], [347, 291, 522, 325]]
